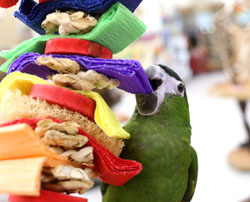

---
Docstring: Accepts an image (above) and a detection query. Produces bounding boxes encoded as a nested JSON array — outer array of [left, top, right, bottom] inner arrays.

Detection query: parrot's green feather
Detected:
[[182, 146, 198, 202], [102, 94, 197, 202], [101, 181, 108, 196]]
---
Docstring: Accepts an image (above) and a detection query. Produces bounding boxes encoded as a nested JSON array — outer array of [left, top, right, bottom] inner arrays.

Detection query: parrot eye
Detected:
[[175, 82, 185, 97], [177, 83, 184, 93]]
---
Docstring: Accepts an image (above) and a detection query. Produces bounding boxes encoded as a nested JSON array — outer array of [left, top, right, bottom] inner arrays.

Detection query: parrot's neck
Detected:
[[130, 95, 191, 143]]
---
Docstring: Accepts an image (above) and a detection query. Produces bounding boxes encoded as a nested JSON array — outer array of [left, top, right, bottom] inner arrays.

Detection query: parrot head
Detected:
[[136, 64, 189, 119]]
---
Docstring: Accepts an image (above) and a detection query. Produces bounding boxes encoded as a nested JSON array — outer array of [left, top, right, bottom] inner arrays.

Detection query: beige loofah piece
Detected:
[[42, 164, 94, 194], [52, 70, 120, 92], [43, 130, 88, 149], [36, 119, 80, 136], [51, 165, 90, 181], [0, 90, 124, 156], [70, 147, 94, 164], [41, 10, 98, 35], [37, 56, 81, 74]]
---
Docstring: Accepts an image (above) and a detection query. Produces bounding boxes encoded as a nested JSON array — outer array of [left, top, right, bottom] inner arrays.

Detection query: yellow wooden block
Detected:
[[0, 157, 46, 196]]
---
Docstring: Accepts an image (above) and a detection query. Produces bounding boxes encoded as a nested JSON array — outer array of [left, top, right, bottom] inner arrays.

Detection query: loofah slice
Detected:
[[9, 190, 88, 202], [30, 84, 96, 122], [45, 38, 112, 59], [0, 91, 124, 155]]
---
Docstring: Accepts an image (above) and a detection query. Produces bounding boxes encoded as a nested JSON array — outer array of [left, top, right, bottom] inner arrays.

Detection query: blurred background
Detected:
[[2, 0, 250, 201]]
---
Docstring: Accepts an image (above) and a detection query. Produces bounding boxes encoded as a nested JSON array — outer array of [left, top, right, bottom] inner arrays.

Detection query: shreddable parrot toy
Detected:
[[102, 64, 198, 202]]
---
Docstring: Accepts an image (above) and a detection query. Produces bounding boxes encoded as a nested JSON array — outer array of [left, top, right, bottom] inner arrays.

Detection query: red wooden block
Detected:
[[45, 38, 113, 59], [30, 84, 96, 122]]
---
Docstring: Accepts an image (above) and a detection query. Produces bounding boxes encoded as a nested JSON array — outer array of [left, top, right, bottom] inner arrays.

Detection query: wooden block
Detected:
[[0, 157, 46, 196], [0, 124, 57, 160], [0, 124, 77, 167]]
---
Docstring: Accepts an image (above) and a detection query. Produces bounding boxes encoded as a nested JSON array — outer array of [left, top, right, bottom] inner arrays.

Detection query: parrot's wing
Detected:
[[182, 146, 198, 202]]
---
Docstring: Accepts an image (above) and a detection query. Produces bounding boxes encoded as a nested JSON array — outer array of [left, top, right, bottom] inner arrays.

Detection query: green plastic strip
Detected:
[[0, 2, 146, 73]]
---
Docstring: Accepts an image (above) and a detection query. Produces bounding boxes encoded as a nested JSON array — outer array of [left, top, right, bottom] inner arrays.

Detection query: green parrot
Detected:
[[101, 64, 198, 202]]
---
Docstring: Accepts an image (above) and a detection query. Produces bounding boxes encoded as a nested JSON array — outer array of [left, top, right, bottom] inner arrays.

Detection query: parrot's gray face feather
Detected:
[[136, 65, 185, 116]]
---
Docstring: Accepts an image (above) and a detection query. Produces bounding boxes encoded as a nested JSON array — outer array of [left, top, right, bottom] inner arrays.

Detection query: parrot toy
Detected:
[[102, 64, 198, 202]]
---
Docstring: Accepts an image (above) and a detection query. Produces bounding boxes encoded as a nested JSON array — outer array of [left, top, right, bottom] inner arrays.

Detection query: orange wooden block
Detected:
[[0, 124, 62, 161], [0, 124, 82, 196]]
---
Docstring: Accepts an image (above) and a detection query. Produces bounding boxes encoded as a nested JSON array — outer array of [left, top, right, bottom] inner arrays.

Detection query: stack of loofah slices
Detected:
[[0, 0, 152, 201]]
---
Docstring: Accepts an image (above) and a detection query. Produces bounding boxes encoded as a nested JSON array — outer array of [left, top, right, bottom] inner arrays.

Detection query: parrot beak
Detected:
[[136, 93, 158, 116], [136, 65, 165, 116]]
